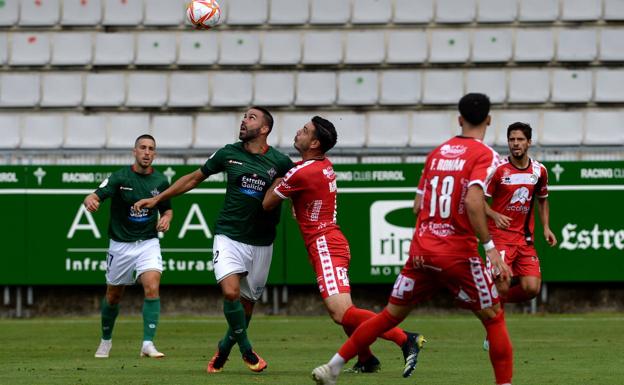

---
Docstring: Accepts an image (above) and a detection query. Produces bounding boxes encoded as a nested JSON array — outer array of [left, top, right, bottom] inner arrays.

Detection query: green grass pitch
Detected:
[[1, 313, 622, 385]]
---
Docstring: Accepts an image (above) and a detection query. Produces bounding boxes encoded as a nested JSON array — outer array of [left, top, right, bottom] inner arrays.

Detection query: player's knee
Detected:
[[222, 287, 240, 301], [106, 293, 122, 305], [523, 283, 540, 298]]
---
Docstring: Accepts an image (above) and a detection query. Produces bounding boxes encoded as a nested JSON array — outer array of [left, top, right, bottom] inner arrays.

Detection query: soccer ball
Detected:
[[186, 0, 222, 29]]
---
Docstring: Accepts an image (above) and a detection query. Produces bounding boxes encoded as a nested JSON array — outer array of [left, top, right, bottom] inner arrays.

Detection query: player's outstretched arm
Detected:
[[262, 178, 284, 211], [157, 209, 173, 233], [134, 169, 207, 212], [83, 193, 101, 213], [538, 198, 557, 246], [485, 201, 511, 229]]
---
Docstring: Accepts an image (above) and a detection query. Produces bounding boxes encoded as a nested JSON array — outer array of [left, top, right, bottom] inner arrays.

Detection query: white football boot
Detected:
[[94, 339, 112, 358], [140, 341, 165, 358]]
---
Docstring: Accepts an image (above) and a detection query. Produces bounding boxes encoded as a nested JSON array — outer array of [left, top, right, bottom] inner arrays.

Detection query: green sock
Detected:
[[101, 298, 119, 340], [142, 298, 160, 342], [219, 312, 252, 353], [222, 299, 252, 353]]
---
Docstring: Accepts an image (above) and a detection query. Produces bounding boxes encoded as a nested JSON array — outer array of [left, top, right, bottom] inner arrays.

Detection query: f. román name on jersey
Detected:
[[430, 158, 466, 171], [560, 223, 624, 250], [0, 172, 18, 182]]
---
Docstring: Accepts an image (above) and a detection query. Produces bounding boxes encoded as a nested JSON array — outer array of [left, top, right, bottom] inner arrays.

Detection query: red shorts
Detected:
[[307, 231, 351, 299], [492, 243, 541, 278], [389, 254, 500, 311]]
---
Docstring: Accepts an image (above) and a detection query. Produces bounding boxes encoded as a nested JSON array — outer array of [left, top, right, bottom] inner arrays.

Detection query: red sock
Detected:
[[482, 310, 513, 385], [504, 285, 535, 303], [341, 321, 373, 362], [342, 306, 408, 347], [338, 308, 402, 362]]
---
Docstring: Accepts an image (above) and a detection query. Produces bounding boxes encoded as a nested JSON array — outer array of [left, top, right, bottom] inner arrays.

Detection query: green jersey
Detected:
[[94, 166, 171, 242], [201, 142, 294, 246]]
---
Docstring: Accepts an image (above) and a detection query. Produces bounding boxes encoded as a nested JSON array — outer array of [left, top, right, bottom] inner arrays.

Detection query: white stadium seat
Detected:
[[393, 0, 434, 23], [64, 115, 107, 149], [493, 111, 540, 146], [211, 72, 253, 107], [465, 70, 507, 104], [345, 31, 385, 64], [594, 70, 624, 103], [269, 0, 309, 25], [10, 33, 51, 66], [515, 29, 554, 62], [84, 73, 126, 107], [0, 115, 21, 149], [295, 72, 336, 106], [352, 0, 392, 24], [168, 72, 210, 107], [422, 70, 463, 105], [599, 29, 624, 61], [151, 116, 193, 149], [275, 112, 310, 147], [19, 0, 60, 26], [410, 112, 455, 147], [561, 0, 601, 21], [219, 32, 260, 65], [126, 73, 168, 107], [508, 70, 550, 103], [107, 114, 150, 148], [435, 0, 476, 23], [337, 71, 378, 106], [51, 33, 92, 65], [551, 70, 592, 103], [21, 115, 64, 149], [323, 112, 366, 147], [261, 32, 301, 65], [368, 113, 409, 147], [62, 0, 102, 25], [0, 0, 18, 26], [194, 114, 239, 148], [253, 72, 295, 106], [541, 111, 584, 146], [310, 0, 350, 24], [604, 0, 624, 20], [557, 29, 597, 62], [0, 74, 40, 107], [144, 0, 185, 26], [429, 29, 470, 63], [178, 32, 218, 65], [518, 0, 559, 22], [103, 0, 143, 26], [477, 0, 517, 22], [41, 73, 83, 107], [93, 33, 135, 65], [584, 111, 624, 145], [0, 34, 7, 64], [226, 0, 268, 25], [380, 71, 421, 105], [302, 31, 343, 64], [386, 30, 427, 64], [472, 29, 513, 63], [135, 33, 177, 65]]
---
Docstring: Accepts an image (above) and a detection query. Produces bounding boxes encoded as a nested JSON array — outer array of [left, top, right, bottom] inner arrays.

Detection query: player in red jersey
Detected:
[[311, 94, 513, 385], [485, 122, 557, 303], [263, 116, 422, 374]]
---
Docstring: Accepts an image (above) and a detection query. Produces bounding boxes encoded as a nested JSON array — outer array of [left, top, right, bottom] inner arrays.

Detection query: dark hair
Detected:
[[507, 122, 532, 140], [250, 106, 274, 133], [311, 116, 338, 153], [135, 134, 156, 147], [458, 93, 491, 126]]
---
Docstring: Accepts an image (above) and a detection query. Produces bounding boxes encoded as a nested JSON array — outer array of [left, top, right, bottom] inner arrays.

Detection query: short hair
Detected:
[[249, 105, 274, 133], [458, 93, 491, 126], [135, 134, 156, 147], [507, 122, 532, 140], [311, 116, 338, 154]]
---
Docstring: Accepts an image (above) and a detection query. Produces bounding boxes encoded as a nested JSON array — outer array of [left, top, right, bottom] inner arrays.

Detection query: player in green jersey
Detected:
[[134, 107, 294, 373], [84, 134, 173, 359]]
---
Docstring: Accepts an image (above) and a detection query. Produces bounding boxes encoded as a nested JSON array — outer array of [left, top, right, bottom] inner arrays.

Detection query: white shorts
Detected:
[[106, 238, 163, 286], [212, 234, 272, 302]]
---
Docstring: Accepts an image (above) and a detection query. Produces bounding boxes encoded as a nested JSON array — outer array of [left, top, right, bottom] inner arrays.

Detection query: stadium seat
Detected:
[[599, 29, 624, 61], [393, 0, 434, 23], [126, 73, 168, 107], [219, 32, 260, 65], [302, 31, 343, 64], [557, 29, 597, 62], [0, 115, 20, 149], [410, 112, 455, 147], [21, 115, 64, 149], [144, 0, 185, 26], [344, 31, 385, 64], [211, 72, 253, 107], [64, 115, 107, 149], [84, 73, 126, 107], [561, 0, 601, 21], [226, 0, 268, 25], [0, 34, 7, 64], [93, 33, 135, 65], [551, 70, 592, 103], [178, 32, 218, 65], [0, 74, 40, 107], [518, 0, 559, 22], [368, 113, 410, 147], [352, 0, 392, 24], [168, 72, 210, 107], [514, 29, 554, 62], [422, 70, 463, 105], [19, 0, 60, 26], [435, 0, 476, 23], [261, 31, 302, 65], [253, 72, 295, 106], [477, 0, 517, 22], [275, 112, 310, 147], [103, 0, 143, 26], [541, 111, 584, 146], [295, 72, 336, 106], [61, 0, 102, 25], [594, 70, 624, 103], [323, 112, 366, 147], [269, 0, 309, 24], [493, 111, 540, 146], [107, 114, 150, 148], [135, 33, 177, 65], [194, 114, 240, 148], [0, 0, 18, 26], [151, 116, 193, 149], [472, 29, 513, 62], [584, 111, 624, 145], [310, 0, 350, 24], [337, 71, 378, 106], [465, 70, 507, 104], [604, 0, 624, 20], [429, 29, 470, 63], [51, 33, 92, 65], [10, 33, 51, 66], [380, 70, 421, 105], [508, 70, 550, 103], [386, 30, 427, 64], [41, 73, 83, 107]]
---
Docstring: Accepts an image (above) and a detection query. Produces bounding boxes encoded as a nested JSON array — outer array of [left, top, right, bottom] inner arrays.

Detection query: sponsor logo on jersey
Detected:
[[128, 207, 150, 222], [322, 167, 336, 180], [120, 186, 133, 191], [510, 186, 530, 205], [238, 173, 268, 199], [440, 144, 467, 158], [418, 222, 456, 237], [502, 173, 538, 185]]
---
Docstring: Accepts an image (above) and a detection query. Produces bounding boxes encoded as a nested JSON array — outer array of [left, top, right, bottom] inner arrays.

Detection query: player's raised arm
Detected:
[[262, 177, 284, 211], [83, 193, 101, 212], [134, 168, 207, 211]]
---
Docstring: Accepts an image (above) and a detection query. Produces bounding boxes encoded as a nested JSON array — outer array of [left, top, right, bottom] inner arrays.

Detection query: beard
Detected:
[[239, 126, 260, 142]]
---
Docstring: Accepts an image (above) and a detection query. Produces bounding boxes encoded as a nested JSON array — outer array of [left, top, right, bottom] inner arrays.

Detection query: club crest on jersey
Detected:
[[267, 167, 277, 179], [151, 188, 160, 197], [440, 144, 467, 158], [510, 187, 530, 205]]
